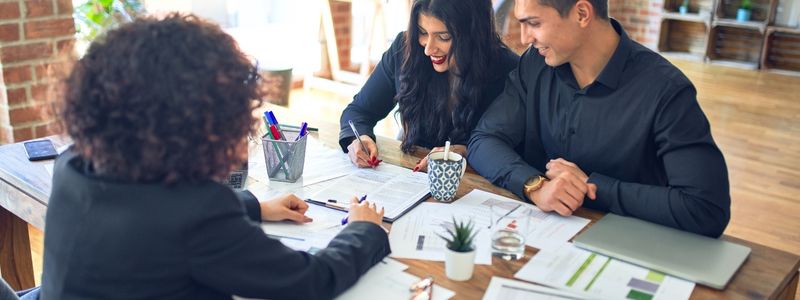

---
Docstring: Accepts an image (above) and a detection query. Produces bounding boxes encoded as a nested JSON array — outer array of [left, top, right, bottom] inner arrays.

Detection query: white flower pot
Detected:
[[444, 248, 476, 281]]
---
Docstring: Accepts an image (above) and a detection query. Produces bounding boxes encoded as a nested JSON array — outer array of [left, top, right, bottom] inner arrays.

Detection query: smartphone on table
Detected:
[[24, 139, 58, 161]]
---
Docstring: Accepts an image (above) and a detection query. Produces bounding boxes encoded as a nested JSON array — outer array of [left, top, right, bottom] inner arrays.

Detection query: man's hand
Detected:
[[260, 194, 313, 223], [546, 158, 597, 200], [347, 135, 380, 168], [530, 158, 597, 216], [414, 144, 467, 172]]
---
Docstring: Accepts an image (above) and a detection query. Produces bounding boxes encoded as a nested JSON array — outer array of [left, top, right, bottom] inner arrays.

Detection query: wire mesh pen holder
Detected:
[[262, 128, 307, 182]]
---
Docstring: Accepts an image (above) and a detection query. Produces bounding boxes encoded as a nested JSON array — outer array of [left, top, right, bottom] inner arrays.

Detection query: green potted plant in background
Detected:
[[737, 0, 752, 21], [679, 0, 690, 14], [439, 217, 478, 281], [74, 0, 145, 54]]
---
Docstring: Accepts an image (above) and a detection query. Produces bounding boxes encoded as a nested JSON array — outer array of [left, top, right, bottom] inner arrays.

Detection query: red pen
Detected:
[[269, 125, 282, 140]]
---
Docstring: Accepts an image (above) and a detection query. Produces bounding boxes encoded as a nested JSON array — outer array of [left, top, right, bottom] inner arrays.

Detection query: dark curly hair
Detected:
[[61, 13, 263, 184]]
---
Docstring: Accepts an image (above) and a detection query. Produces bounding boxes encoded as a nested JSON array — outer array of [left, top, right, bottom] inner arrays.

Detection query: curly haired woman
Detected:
[[41, 14, 388, 300]]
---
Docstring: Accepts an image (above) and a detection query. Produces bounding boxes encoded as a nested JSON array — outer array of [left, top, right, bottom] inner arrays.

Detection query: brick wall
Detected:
[[0, 0, 75, 144], [496, 0, 663, 53], [331, 0, 352, 71], [609, 0, 663, 49]]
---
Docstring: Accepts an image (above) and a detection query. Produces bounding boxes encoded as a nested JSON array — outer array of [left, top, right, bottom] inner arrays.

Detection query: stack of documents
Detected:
[[514, 242, 695, 300]]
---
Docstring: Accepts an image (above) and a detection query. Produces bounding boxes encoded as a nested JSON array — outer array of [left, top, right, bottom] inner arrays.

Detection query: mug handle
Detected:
[[458, 157, 466, 178]]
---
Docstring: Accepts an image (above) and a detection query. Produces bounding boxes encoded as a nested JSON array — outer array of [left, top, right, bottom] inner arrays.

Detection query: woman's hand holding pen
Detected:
[[347, 196, 384, 226], [347, 135, 381, 168], [260, 194, 313, 223], [413, 144, 467, 172]]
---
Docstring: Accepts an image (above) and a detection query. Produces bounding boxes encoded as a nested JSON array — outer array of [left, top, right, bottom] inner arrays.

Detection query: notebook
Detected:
[[573, 214, 750, 289]]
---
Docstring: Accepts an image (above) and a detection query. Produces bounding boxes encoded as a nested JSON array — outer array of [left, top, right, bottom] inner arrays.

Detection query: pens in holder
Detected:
[[341, 195, 367, 225]]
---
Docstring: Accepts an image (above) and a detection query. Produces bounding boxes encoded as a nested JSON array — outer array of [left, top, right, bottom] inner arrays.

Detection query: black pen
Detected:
[[305, 198, 348, 211]]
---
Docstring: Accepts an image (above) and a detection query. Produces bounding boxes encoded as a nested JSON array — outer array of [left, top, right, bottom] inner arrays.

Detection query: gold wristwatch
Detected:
[[523, 175, 547, 195]]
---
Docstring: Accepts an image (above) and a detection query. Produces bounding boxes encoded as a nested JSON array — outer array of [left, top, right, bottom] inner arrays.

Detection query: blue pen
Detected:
[[267, 111, 287, 141], [295, 122, 308, 141], [341, 195, 367, 225]]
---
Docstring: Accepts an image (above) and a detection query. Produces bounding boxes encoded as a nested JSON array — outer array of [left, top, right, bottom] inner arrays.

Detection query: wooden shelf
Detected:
[[656, 0, 796, 73], [661, 51, 708, 61], [659, 19, 711, 59], [761, 26, 800, 75], [662, 11, 712, 24], [663, 0, 716, 16], [715, 0, 777, 24], [708, 25, 765, 68], [714, 18, 768, 32]]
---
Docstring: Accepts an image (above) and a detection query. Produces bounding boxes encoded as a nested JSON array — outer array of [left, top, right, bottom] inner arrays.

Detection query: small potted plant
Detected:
[[439, 217, 478, 281], [679, 0, 690, 14], [737, 0, 752, 21]]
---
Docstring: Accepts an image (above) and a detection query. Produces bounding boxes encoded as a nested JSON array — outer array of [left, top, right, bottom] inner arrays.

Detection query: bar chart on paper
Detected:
[[515, 243, 695, 300]]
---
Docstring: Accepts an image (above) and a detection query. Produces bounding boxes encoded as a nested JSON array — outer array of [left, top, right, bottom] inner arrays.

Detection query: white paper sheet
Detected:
[[483, 277, 585, 300], [514, 243, 695, 300], [451, 189, 590, 250], [261, 203, 347, 252], [310, 164, 429, 220], [336, 259, 455, 300], [389, 202, 493, 265]]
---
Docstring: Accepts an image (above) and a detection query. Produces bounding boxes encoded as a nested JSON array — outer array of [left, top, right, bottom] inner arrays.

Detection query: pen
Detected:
[[305, 198, 349, 211], [341, 195, 367, 225], [281, 124, 318, 132], [348, 120, 380, 167], [267, 111, 287, 141], [295, 122, 308, 141], [264, 122, 290, 178]]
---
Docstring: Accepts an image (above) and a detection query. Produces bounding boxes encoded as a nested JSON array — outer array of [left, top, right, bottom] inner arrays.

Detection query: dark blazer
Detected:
[[339, 31, 519, 151], [41, 150, 390, 300]]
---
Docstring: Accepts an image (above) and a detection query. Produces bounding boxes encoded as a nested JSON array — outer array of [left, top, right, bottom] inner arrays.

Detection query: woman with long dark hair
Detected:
[[339, 0, 518, 170]]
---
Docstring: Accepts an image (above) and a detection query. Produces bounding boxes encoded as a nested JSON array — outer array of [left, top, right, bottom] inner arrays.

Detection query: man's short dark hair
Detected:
[[538, 0, 609, 20]]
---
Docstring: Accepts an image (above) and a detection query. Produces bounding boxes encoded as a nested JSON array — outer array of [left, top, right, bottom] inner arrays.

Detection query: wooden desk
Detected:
[[1, 112, 798, 298]]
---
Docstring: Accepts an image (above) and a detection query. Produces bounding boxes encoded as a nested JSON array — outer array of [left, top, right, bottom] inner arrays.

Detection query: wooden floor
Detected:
[[26, 59, 800, 296]]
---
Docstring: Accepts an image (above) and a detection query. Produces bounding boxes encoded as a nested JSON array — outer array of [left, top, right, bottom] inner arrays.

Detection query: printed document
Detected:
[[452, 189, 590, 250], [389, 202, 493, 265], [483, 277, 584, 300], [309, 164, 429, 221], [515, 243, 695, 300]]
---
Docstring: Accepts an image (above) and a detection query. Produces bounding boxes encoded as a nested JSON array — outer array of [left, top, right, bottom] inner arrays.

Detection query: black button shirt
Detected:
[[468, 19, 730, 237]]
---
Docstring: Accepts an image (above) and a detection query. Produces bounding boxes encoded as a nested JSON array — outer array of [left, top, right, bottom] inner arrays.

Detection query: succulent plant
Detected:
[[438, 217, 479, 253], [740, 0, 752, 10]]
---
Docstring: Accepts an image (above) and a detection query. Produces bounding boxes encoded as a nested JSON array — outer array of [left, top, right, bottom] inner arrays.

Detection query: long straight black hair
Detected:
[[395, 0, 505, 153]]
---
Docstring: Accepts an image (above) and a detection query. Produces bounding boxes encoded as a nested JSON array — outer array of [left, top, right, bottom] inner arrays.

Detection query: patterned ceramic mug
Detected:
[[427, 151, 467, 202]]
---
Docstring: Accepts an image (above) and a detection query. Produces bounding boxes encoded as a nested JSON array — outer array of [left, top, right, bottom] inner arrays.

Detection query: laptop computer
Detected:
[[573, 214, 750, 289]]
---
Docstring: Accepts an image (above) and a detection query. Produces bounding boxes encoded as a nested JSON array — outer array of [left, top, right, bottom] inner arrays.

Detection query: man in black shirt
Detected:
[[468, 0, 730, 237]]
